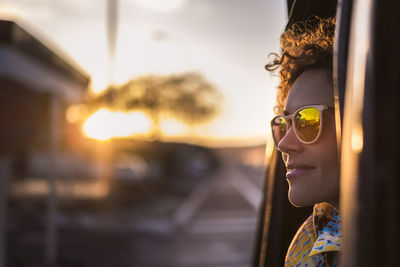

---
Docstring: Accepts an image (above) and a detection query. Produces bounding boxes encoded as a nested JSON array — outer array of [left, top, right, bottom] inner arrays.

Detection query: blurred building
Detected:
[[0, 18, 90, 265], [0, 18, 90, 179]]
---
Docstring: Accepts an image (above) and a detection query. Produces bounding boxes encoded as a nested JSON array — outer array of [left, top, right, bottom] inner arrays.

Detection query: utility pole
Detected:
[[0, 158, 10, 267], [46, 94, 61, 265], [107, 0, 119, 86]]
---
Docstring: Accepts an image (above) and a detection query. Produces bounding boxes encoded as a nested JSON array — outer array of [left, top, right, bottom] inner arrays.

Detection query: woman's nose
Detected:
[[277, 126, 304, 154]]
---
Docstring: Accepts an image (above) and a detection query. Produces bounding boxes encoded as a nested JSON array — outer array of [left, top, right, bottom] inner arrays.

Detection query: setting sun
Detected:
[[160, 117, 187, 136], [83, 109, 152, 141]]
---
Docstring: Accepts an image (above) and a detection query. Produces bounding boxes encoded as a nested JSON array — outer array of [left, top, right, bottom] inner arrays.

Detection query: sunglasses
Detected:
[[270, 105, 331, 150]]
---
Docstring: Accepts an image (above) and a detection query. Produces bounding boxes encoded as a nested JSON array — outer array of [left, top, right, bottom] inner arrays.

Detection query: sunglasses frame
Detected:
[[270, 105, 329, 150]]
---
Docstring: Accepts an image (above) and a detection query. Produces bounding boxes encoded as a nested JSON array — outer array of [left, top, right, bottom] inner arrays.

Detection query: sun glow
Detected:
[[351, 126, 364, 153], [83, 109, 152, 141], [160, 117, 187, 136]]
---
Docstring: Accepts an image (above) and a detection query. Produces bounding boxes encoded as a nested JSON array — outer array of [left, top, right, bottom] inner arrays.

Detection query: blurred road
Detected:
[[8, 150, 265, 267]]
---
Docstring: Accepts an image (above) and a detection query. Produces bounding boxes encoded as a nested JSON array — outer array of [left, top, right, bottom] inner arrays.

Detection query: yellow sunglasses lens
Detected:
[[295, 107, 321, 142]]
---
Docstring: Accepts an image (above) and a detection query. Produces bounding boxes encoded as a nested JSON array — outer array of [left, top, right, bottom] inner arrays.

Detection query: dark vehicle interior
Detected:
[[253, 0, 400, 266]]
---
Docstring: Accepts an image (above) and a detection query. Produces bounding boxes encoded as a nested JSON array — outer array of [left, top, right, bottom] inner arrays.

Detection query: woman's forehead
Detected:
[[284, 69, 334, 114]]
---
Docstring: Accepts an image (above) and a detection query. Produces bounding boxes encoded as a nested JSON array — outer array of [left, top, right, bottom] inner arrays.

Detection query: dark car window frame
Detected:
[[254, 0, 400, 266]]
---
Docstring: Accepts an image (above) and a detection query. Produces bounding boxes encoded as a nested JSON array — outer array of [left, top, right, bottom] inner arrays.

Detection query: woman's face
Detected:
[[278, 68, 340, 208]]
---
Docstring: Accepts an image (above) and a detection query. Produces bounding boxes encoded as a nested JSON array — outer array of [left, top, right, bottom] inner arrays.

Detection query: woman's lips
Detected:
[[286, 167, 315, 179]]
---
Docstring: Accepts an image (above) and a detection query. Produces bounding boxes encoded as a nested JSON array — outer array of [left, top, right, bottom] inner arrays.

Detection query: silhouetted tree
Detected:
[[90, 72, 222, 137]]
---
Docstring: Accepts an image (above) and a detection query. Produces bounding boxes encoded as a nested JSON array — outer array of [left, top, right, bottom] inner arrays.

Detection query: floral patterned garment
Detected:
[[284, 202, 342, 267]]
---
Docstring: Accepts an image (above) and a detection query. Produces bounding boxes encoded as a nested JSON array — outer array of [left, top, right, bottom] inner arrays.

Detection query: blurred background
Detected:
[[0, 0, 285, 266]]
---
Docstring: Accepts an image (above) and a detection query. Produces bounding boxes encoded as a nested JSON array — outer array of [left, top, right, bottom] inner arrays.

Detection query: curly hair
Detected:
[[265, 17, 335, 114]]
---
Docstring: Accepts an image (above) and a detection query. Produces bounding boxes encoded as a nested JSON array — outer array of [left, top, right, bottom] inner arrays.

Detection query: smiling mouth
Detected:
[[286, 167, 315, 179]]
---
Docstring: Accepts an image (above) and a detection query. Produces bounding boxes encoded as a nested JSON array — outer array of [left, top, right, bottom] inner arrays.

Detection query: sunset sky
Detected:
[[0, 0, 287, 146]]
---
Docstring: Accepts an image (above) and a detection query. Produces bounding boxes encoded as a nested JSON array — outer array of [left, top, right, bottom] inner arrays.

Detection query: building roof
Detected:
[[0, 19, 90, 103]]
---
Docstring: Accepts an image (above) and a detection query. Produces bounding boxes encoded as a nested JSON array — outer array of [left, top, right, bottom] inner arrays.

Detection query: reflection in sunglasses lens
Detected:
[[295, 107, 320, 142], [273, 116, 287, 143]]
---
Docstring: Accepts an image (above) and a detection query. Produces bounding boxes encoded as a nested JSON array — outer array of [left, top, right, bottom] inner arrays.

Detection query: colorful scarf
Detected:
[[285, 202, 342, 267]]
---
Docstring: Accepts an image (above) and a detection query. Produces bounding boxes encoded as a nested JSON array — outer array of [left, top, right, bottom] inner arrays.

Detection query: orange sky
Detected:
[[0, 0, 287, 146]]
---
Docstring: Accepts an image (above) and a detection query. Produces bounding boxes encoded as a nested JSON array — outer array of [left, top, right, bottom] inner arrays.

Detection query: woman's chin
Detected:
[[288, 190, 314, 207]]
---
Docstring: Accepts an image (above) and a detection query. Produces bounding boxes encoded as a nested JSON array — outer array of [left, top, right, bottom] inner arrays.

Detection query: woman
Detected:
[[266, 17, 341, 266]]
